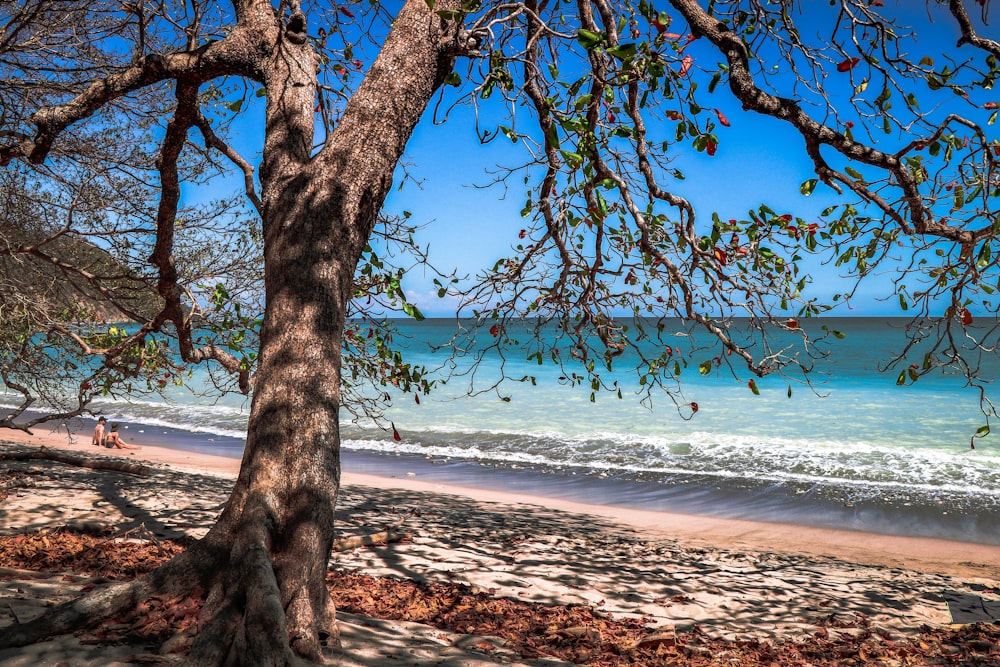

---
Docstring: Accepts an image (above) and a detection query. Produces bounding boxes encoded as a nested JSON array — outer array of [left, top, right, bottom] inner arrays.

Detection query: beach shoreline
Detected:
[[4, 421, 999, 581], [3, 423, 1000, 665], [19, 408, 1000, 548]]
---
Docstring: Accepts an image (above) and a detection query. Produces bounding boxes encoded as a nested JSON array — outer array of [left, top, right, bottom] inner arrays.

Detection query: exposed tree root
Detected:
[[0, 445, 151, 475], [0, 546, 202, 650], [0, 531, 341, 666]]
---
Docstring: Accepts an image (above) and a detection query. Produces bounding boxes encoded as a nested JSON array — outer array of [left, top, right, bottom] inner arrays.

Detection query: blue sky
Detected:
[[186, 1, 980, 320], [384, 69, 877, 317], [376, 2, 977, 319]]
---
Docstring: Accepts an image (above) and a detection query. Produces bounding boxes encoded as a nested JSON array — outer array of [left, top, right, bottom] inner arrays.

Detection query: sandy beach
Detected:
[[1, 424, 999, 665]]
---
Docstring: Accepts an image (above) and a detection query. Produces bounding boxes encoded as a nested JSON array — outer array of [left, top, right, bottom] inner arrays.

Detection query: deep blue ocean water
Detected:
[[9, 318, 1000, 545]]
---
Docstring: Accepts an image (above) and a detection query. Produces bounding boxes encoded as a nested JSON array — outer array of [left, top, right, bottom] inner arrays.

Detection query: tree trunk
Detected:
[[181, 1, 461, 664]]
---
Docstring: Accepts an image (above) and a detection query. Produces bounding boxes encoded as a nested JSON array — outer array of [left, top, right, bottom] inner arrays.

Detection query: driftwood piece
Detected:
[[332, 530, 410, 552], [0, 446, 151, 476]]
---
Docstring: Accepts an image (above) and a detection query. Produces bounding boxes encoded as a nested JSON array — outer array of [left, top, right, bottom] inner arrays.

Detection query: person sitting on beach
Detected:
[[105, 423, 141, 450], [92, 416, 107, 447]]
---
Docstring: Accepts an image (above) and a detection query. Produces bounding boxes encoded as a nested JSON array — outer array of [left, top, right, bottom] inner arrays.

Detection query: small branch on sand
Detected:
[[332, 530, 410, 552], [0, 446, 151, 476], [0, 472, 34, 499]]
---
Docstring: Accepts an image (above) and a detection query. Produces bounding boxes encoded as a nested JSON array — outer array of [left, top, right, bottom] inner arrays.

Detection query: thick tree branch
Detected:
[[668, 0, 973, 244], [0, 37, 252, 167]]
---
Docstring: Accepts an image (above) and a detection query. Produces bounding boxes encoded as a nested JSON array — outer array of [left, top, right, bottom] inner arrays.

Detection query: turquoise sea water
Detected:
[[11, 318, 1000, 544]]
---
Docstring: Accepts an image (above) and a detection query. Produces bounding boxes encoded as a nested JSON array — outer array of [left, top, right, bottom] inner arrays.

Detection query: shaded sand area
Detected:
[[1, 426, 999, 665]]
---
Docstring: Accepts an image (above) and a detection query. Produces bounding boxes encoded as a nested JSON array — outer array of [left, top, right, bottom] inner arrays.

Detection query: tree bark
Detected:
[[179, 1, 461, 664], [0, 446, 151, 476]]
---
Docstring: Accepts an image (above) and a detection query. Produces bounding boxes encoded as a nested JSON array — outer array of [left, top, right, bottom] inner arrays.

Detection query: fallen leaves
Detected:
[[0, 528, 186, 580], [1, 530, 999, 665]]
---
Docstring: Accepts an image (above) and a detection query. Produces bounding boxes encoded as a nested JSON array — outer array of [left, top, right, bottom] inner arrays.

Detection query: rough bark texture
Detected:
[[180, 1, 461, 664], [0, 1, 459, 664]]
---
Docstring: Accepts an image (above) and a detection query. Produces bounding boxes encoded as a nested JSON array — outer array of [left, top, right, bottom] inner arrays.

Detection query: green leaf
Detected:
[[606, 43, 637, 60], [799, 178, 818, 196], [559, 149, 583, 167], [227, 99, 243, 113], [576, 29, 604, 50], [442, 71, 461, 86], [547, 123, 561, 149], [748, 379, 760, 395], [896, 370, 907, 386], [499, 125, 518, 142], [436, 9, 463, 20], [698, 359, 713, 375], [978, 242, 992, 268], [708, 71, 721, 93], [402, 302, 425, 321]]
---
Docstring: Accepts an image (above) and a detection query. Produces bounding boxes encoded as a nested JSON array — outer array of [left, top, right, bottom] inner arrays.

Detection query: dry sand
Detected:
[[1, 425, 999, 666]]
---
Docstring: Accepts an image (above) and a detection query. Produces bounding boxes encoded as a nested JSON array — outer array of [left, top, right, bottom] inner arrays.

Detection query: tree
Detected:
[[2, 0, 1000, 663]]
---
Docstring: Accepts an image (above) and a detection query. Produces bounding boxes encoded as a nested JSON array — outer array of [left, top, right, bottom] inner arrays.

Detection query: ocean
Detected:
[[12, 317, 1000, 545]]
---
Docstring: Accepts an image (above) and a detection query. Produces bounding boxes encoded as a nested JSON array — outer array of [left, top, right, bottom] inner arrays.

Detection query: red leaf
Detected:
[[338, 6, 355, 18], [690, 402, 699, 413], [836, 57, 861, 72], [714, 109, 730, 127], [679, 54, 693, 77], [490, 324, 500, 337], [706, 137, 717, 156], [961, 308, 974, 325], [518, 229, 527, 239], [984, 102, 998, 110], [785, 318, 799, 329], [414, 394, 420, 405], [391, 422, 401, 442], [713, 247, 727, 266]]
